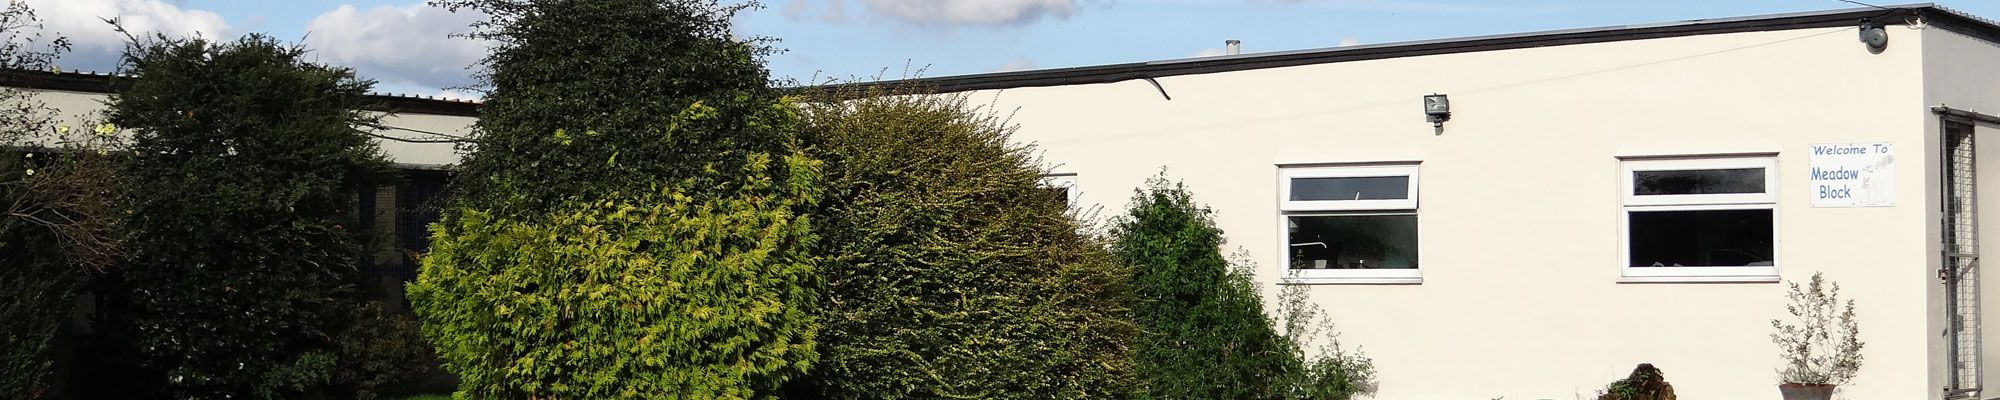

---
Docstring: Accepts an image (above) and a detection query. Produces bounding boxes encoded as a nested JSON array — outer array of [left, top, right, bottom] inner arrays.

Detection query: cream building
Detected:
[[850, 3, 2000, 399], [18, 3, 2000, 399]]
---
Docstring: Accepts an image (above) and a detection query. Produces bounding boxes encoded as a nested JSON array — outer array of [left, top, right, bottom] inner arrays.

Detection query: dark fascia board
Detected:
[[0, 68, 482, 117], [811, 3, 1992, 94]]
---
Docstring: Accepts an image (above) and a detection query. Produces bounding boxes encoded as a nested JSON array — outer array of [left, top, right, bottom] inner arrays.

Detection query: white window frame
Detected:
[[1277, 164, 1422, 285], [1618, 156, 1780, 283], [1039, 174, 1079, 208]]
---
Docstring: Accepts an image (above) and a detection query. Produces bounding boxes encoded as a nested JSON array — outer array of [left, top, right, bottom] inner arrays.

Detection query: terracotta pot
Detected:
[[1778, 383, 1836, 400]]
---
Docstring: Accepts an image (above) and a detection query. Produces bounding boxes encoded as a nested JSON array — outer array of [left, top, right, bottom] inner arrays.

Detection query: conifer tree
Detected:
[[410, 1, 821, 397], [793, 89, 1139, 399]]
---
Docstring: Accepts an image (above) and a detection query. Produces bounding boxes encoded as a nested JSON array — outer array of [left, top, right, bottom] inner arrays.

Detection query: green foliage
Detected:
[[417, 1, 823, 397], [1274, 279, 1377, 399], [333, 302, 440, 400], [793, 88, 1138, 399], [0, 223, 78, 400], [1771, 272, 1863, 385], [436, 0, 790, 216], [107, 34, 392, 398], [409, 152, 821, 399], [1111, 177, 1294, 399], [1596, 364, 1676, 400]]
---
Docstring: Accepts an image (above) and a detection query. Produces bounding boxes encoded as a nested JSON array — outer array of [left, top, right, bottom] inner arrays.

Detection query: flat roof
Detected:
[[818, 3, 2000, 94], [7, 3, 1996, 109], [0, 68, 481, 117]]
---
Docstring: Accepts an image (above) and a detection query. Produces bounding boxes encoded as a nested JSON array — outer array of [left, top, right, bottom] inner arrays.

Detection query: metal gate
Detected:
[[1942, 114, 1982, 400]]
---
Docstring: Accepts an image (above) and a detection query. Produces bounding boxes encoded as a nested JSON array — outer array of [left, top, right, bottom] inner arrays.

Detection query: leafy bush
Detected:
[[437, 0, 790, 215], [107, 34, 392, 398], [332, 302, 439, 400], [410, 151, 820, 398], [1771, 272, 1863, 385], [0, 224, 77, 400], [792, 88, 1138, 399], [1111, 177, 1293, 399], [1596, 364, 1676, 400], [417, 1, 823, 397], [1274, 273, 1377, 399]]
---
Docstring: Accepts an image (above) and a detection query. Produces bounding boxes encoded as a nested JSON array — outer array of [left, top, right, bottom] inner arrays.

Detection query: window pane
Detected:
[[1628, 209, 1773, 267], [1291, 176, 1409, 201], [1633, 168, 1765, 195], [1288, 215, 1418, 270]]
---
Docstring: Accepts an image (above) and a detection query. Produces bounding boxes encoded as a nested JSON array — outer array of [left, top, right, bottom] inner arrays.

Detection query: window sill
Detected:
[[1279, 276, 1423, 285], [1616, 275, 1781, 284]]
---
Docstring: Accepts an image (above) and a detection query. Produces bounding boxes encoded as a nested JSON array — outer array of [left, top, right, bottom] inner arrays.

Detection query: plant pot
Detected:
[[1778, 383, 1836, 400]]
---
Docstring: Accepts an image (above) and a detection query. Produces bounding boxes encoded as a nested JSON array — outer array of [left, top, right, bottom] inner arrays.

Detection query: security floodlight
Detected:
[[1423, 94, 1451, 127]]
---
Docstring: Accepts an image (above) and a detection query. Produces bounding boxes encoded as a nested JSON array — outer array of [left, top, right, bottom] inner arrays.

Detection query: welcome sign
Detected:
[[1808, 142, 1895, 207]]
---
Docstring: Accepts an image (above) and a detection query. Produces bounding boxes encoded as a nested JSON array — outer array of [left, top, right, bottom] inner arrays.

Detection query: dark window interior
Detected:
[[1291, 176, 1409, 201], [1633, 168, 1764, 195], [1287, 214, 1418, 270], [1628, 209, 1773, 267], [394, 171, 450, 280]]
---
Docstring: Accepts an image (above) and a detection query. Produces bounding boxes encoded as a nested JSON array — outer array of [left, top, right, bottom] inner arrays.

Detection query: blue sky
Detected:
[[29, 0, 2000, 98]]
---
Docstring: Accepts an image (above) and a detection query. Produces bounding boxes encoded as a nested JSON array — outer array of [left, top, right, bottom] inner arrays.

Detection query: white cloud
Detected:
[[1337, 37, 1360, 47], [788, 0, 1084, 27], [1191, 48, 1225, 57], [26, 0, 231, 72], [991, 57, 1035, 72], [862, 0, 1079, 27], [302, 3, 489, 96]]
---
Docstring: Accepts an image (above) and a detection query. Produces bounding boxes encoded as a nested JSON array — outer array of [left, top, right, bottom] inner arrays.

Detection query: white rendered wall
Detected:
[[985, 26, 1932, 399]]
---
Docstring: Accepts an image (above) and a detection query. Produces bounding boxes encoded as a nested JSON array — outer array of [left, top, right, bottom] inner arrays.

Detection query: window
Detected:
[[1279, 165, 1420, 284], [1040, 174, 1079, 208], [1620, 157, 1778, 282]]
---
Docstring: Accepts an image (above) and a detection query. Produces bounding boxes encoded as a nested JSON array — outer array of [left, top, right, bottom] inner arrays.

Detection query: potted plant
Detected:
[[1770, 272, 1863, 400]]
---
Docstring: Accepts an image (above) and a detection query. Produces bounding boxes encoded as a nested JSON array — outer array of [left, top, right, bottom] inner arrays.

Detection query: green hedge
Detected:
[[411, 150, 821, 399], [793, 90, 1139, 399]]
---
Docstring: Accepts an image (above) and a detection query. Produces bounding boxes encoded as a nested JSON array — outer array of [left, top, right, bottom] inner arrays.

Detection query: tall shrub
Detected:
[[412, 0, 821, 397], [793, 88, 1138, 399], [414, 149, 819, 399], [108, 34, 391, 398], [437, 0, 788, 214], [1111, 177, 1294, 399]]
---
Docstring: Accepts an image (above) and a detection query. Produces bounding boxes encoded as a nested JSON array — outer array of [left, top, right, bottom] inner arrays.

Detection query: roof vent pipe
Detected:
[[1225, 39, 1241, 55]]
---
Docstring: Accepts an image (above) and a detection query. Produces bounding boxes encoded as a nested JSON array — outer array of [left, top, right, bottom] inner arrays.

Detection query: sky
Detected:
[[24, 0, 2000, 100]]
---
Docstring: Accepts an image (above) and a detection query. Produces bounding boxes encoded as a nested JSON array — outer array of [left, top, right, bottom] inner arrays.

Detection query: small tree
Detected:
[[1771, 272, 1863, 386], [414, 0, 822, 397], [1273, 278, 1377, 399], [792, 87, 1138, 399], [108, 34, 392, 398], [1111, 177, 1294, 399]]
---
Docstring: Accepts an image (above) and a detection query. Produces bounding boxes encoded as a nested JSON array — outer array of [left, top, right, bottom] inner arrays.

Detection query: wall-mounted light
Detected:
[[1859, 18, 1888, 53], [1423, 94, 1451, 128]]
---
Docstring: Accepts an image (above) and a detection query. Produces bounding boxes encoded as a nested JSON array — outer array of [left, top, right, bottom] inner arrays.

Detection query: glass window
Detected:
[[1627, 209, 1774, 267], [1039, 174, 1078, 208], [1278, 164, 1421, 284], [1620, 156, 1778, 282], [1633, 168, 1765, 196], [1288, 214, 1418, 270], [1291, 176, 1410, 201]]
